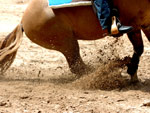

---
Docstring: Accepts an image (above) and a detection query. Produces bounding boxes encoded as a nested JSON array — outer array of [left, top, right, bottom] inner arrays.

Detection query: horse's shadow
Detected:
[[120, 78, 150, 92], [0, 63, 150, 93], [0, 72, 78, 84]]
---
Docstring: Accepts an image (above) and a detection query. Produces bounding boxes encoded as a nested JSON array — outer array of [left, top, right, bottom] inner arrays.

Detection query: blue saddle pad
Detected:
[[48, 0, 72, 6]]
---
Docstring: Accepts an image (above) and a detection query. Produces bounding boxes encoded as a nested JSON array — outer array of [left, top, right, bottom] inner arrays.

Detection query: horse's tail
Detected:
[[0, 23, 23, 74]]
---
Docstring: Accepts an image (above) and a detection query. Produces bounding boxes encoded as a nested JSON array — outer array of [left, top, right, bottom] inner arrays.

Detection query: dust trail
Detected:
[[70, 57, 130, 90], [66, 37, 131, 90]]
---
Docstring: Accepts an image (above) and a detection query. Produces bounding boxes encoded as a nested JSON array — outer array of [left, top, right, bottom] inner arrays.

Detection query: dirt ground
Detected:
[[0, 0, 150, 112]]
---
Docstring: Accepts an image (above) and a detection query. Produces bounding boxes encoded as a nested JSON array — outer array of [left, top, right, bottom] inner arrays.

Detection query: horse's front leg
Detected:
[[127, 30, 144, 83]]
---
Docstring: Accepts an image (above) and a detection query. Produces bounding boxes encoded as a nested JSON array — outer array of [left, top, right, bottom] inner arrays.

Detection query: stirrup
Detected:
[[111, 16, 119, 35]]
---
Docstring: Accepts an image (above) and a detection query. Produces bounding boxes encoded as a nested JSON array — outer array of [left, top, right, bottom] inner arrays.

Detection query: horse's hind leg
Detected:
[[127, 30, 144, 83], [58, 37, 87, 75]]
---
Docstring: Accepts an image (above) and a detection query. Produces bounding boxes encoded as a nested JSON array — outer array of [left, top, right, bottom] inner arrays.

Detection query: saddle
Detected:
[[48, 0, 92, 9]]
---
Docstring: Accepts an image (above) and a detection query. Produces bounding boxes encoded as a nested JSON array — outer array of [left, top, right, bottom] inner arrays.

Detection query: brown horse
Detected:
[[0, 0, 150, 83]]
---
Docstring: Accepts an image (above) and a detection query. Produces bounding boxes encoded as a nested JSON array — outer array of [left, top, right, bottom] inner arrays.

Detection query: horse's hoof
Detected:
[[130, 71, 139, 84], [131, 79, 139, 84], [71, 64, 94, 78]]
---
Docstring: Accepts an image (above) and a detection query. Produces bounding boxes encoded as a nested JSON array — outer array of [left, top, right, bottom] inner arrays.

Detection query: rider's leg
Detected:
[[93, 0, 111, 30]]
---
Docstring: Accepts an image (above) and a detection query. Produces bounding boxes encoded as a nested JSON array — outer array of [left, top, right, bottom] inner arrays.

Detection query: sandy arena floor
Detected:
[[0, 0, 150, 112]]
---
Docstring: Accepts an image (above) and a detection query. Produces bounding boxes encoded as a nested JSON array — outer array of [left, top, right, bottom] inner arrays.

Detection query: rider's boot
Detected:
[[111, 16, 133, 35]]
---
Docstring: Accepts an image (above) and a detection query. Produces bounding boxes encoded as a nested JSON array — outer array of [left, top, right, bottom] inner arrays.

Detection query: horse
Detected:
[[0, 0, 150, 83]]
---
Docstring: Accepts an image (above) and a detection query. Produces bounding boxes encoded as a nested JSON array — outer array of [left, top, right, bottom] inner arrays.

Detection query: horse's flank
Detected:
[[22, 0, 103, 44]]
